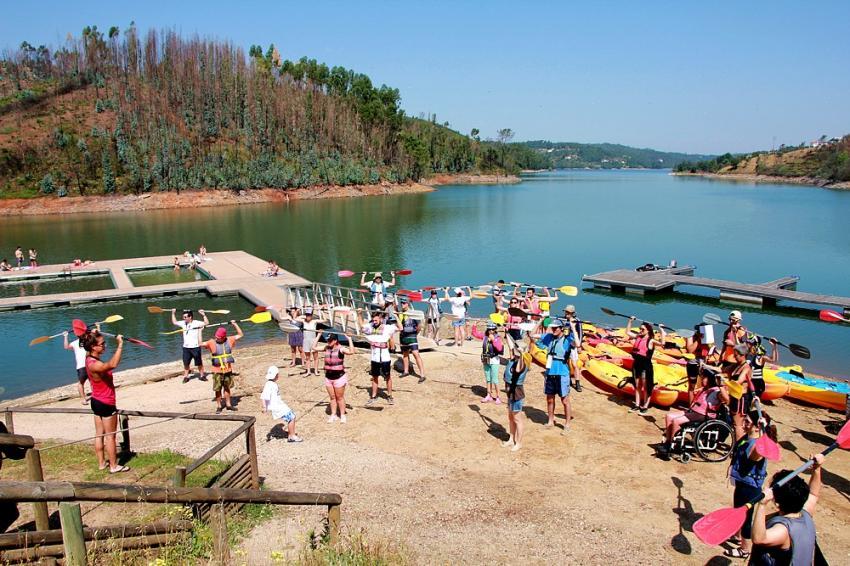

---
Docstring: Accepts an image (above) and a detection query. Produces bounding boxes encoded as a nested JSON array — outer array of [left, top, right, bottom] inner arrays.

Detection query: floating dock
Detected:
[[583, 265, 850, 315], [0, 251, 310, 313]]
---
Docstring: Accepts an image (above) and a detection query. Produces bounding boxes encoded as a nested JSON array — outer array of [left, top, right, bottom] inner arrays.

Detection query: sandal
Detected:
[[723, 547, 750, 559], [109, 465, 130, 474]]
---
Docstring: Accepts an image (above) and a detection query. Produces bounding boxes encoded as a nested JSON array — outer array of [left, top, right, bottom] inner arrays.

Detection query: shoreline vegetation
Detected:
[[671, 171, 850, 190], [0, 173, 520, 216]]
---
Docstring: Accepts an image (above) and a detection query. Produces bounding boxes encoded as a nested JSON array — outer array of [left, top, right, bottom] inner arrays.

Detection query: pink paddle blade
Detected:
[[755, 435, 781, 461], [127, 337, 154, 349], [337, 270, 355, 277], [406, 292, 423, 302], [838, 420, 850, 448], [693, 505, 749, 545], [420, 286, 436, 291], [395, 269, 413, 276], [471, 326, 484, 340], [254, 306, 268, 313], [819, 309, 845, 322], [396, 289, 412, 296]]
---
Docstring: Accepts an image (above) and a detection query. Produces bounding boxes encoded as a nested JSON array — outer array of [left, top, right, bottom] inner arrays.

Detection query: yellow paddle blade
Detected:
[[522, 352, 533, 367], [99, 315, 124, 324], [205, 309, 231, 315], [247, 311, 273, 324], [29, 336, 52, 346], [489, 313, 506, 325], [540, 301, 549, 311], [147, 306, 165, 314], [726, 379, 743, 399], [159, 329, 184, 335], [471, 290, 489, 299], [558, 285, 578, 297]]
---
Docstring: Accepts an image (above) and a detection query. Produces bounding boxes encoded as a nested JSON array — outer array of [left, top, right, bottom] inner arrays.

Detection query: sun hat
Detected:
[[304, 307, 314, 315], [215, 327, 227, 338], [730, 310, 743, 320], [385, 293, 395, 302], [564, 304, 576, 313], [453, 287, 462, 294], [265, 366, 279, 380]]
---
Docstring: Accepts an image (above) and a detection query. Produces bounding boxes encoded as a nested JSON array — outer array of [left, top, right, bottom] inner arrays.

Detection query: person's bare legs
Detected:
[[503, 410, 515, 446], [94, 416, 106, 468], [326, 385, 338, 418], [385, 375, 393, 398], [288, 346, 297, 367], [370, 376, 379, 399], [412, 350, 425, 377], [402, 351, 410, 374], [103, 414, 118, 469], [78, 380, 87, 404], [546, 394, 556, 426], [223, 385, 233, 409], [561, 397, 572, 434], [512, 411, 525, 451], [335, 386, 346, 418]]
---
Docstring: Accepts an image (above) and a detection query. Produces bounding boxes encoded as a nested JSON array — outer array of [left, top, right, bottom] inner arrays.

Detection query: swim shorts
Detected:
[[77, 367, 88, 384], [544, 374, 570, 398], [370, 361, 391, 379], [90, 398, 117, 418], [483, 363, 501, 384], [325, 373, 348, 388], [452, 318, 465, 328], [280, 410, 296, 424], [509, 398, 525, 413], [182, 347, 202, 368], [213, 372, 234, 392]]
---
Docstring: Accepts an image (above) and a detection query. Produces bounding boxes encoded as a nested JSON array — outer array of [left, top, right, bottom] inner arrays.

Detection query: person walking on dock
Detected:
[[171, 309, 209, 383], [203, 321, 243, 413], [361, 310, 397, 405]]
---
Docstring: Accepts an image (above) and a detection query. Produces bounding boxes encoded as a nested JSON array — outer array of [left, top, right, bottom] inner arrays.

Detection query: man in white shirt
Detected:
[[360, 311, 397, 406], [171, 309, 209, 383], [445, 287, 472, 346], [64, 329, 92, 404]]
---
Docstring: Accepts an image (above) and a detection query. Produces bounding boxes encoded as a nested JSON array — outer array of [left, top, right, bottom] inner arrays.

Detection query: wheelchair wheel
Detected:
[[695, 419, 734, 462]]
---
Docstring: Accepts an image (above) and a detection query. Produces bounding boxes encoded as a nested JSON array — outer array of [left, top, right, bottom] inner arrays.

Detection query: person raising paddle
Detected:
[[658, 370, 729, 459], [314, 332, 356, 423], [202, 321, 243, 413], [360, 271, 396, 310], [748, 335, 778, 400], [502, 336, 529, 451], [721, 310, 748, 371], [446, 287, 471, 346], [537, 319, 577, 433], [397, 297, 426, 382], [171, 309, 209, 383], [64, 323, 100, 404], [360, 310, 397, 405], [80, 329, 129, 473], [727, 343, 755, 441], [622, 318, 665, 415], [750, 454, 824, 565]]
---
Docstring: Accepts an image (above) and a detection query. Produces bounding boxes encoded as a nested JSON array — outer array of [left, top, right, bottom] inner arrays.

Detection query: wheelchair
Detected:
[[668, 409, 734, 464]]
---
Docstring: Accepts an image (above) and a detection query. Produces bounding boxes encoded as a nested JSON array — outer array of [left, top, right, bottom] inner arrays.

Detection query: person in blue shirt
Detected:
[[537, 319, 576, 434]]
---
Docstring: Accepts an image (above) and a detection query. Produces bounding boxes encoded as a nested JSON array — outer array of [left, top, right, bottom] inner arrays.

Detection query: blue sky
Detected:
[[2, 1, 849, 154]]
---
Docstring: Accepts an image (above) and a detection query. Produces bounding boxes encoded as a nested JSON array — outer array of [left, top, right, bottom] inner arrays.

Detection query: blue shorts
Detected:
[[544, 374, 570, 398], [451, 318, 465, 328], [509, 398, 525, 413], [280, 411, 295, 424]]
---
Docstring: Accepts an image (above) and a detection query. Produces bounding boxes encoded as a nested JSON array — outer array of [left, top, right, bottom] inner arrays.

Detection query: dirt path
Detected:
[[6, 339, 850, 565]]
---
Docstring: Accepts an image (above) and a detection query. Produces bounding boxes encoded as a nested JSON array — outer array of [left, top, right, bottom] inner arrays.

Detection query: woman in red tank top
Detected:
[[81, 330, 129, 474]]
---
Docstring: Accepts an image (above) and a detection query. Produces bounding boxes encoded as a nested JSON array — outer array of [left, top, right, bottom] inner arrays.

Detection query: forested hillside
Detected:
[[524, 140, 713, 169], [674, 136, 850, 183], [0, 25, 542, 198]]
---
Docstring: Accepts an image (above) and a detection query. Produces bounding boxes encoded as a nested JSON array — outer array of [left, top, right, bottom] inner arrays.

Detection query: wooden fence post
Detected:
[[119, 414, 130, 454], [172, 466, 187, 488], [25, 448, 50, 531], [327, 504, 340, 546], [246, 424, 259, 489], [58, 502, 87, 566], [3, 410, 13, 434], [209, 503, 229, 565]]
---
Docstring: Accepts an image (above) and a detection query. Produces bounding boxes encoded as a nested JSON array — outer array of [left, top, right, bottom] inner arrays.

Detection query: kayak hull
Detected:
[[583, 359, 678, 408]]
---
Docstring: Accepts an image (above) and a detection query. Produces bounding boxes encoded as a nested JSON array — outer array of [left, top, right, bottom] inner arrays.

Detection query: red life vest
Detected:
[[633, 336, 651, 357], [324, 346, 345, 371], [506, 314, 523, 330]]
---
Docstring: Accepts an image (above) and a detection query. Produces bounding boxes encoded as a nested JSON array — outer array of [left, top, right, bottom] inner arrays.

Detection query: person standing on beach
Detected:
[[315, 332, 356, 423], [446, 287, 471, 346], [538, 319, 576, 433], [361, 310, 397, 405], [360, 271, 396, 310], [80, 329, 129, 473], [424, 289, 445, 343], [64, 328, 93, 404], [502, 336, 529, 451], [480, 322, 504, 403], [397, 297, 426, 382], [492, 280, 507, 313], [261, 366, 302, 442], [14, 247, 23, 268], [721, 310, 748, 371], [171, 309, 209, 383], [563, 305, 583, 392], [299, 308, 321, 376], [202, 321, 244, 413]]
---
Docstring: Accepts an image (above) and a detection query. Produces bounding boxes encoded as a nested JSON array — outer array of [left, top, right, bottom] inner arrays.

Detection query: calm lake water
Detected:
[[2, 170, 849, 400]]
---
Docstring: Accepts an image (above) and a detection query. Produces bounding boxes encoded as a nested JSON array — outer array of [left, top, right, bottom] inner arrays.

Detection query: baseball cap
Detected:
[[564, 304, 576, 313], [548, 319, 564, 328], [215, 327, 227, 339], [730, 310, 743, 320], [265, 366, 279, 380]]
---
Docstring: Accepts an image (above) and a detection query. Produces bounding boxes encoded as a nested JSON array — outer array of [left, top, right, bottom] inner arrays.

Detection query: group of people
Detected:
[[0, 247, 38, 271], [173, 245, 207, 271]]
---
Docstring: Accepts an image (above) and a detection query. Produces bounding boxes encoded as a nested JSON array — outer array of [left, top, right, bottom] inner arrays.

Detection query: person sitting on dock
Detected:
[[263, 260, 280, 277], [361, 271, 395, 310], [171, 309, 210, 383], [0, 258, 11, 271], [203, 321, 244, 413], [198, 244, 207, 259]]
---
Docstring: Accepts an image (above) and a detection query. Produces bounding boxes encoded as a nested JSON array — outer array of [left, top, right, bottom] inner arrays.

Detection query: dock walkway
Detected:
[[0, 251, 310, 312], [583, 265, 850, 314]]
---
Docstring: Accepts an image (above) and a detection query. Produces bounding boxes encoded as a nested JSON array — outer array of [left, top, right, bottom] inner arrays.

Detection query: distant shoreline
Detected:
[[671, 171, 850, 190], [0, 173, 521, 217]]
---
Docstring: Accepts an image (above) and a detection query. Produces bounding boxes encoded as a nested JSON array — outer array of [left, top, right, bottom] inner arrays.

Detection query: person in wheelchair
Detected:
[[658, 369, 729, 460]]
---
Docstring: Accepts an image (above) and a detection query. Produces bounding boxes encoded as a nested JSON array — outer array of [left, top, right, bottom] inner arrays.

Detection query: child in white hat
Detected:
[[261, 366, 302, 442]]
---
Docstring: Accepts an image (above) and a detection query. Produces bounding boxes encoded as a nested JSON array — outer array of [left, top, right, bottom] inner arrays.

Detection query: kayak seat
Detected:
[[670, 414, 734, 464]]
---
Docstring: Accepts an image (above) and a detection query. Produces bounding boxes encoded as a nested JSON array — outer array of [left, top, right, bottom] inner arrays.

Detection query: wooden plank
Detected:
[[0, 433, 33, 448], [0, 519, 193, 548], [59, 503, 87, 566], [26, 448, 50, 531]]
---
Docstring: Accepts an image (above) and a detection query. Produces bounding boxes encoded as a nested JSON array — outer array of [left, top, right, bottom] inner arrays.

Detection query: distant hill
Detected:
[[674, 136, 850, 185], [523, 141, 714, 170]]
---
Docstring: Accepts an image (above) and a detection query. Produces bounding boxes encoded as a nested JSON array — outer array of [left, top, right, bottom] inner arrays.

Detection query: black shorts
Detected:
[[90, 398, 117, 418], [76, 367, 88, 384], [182, 347, 202, 367], [686, 360, 700, 380], [507, 329, 523, 341], [633, 357, 655, 394], [733, 481, 761, 539], [400, 343, 419, 352], [370, 361, 391, 379], [752, 378, 765, 397]]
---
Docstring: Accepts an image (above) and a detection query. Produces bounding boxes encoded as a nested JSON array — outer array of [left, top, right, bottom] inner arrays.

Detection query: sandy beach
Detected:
[[4, 334, 849, 565]]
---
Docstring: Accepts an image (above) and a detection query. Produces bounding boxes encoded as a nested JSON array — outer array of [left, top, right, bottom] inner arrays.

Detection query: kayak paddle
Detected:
[[471, 290, 489, 299], [147, 306, 230, 315], [94, 314, 124, 325], [694, 419, 850, 546], [29, 331, 69, 346], [72, 319, 87, 337], [819, 309, 848, 323], [98, 331, 154, 349], [702, 312, 810, 359], [490, 313, 506, 325], [753, 398, 781, 462], [206, 311, 272, 328], [337, 270, 355, 277]]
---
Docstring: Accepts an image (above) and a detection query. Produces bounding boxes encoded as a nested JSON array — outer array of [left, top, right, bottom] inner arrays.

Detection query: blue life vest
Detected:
[[730, 438, 767, 488]]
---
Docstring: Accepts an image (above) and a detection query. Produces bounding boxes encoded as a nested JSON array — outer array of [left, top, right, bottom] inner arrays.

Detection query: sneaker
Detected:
[[494, 397, 502, 405], [182, 376, 189, 384], [288, 436, 303, 443], [340, 415, 347, 423], [481, 395, 493, 403], [418, 375, 426, 384], [215, 407, 223, 414], [225, 406, 237, 412], [365, 397, 376, 406], [561, 425, 571, 435], [502, 439, 514, 448], [574, 382, 583, 392], [387, 396, 395, 405], [639, 407, 648, 415], [628, 405, 640, 413], [328, 415, 340, 423]]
